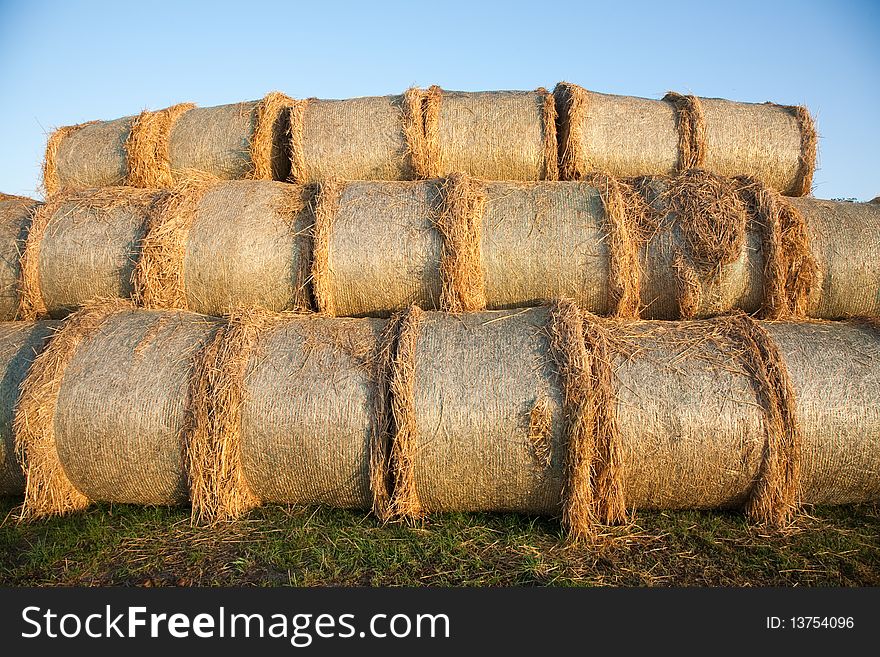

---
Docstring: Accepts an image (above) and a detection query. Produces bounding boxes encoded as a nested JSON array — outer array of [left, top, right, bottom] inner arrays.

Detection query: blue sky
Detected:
[[0, 0, 877, 200]]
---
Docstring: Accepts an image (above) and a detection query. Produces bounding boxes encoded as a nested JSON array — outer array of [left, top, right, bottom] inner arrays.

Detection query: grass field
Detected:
[[1, 497, 877, 586]]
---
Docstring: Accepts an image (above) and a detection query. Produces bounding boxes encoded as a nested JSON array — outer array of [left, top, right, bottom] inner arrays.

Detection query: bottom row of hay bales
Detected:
[[0, 301, 878, 535]]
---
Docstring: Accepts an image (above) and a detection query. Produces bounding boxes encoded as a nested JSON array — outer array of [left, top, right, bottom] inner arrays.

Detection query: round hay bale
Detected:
[[181, 181, 311, 315], [555, 82, 814, 196], [787, 197, 880, 319], [46, 116, 135, 193], [293, 95, 415, 182], [23, 182, 310, 318], [0, 322, 57, 495], [401, 307, 567, 514], [28, 188, 164, 319], [614, 319, 880, 509], [767, 321, 880, 505], [324, 180, 443, 316], [44, 95, 291, 194], [50, 309, 220, 505], [136, 179, 311, 315], [238, 315, 383, 509], [16, 179, 880, 322], [167, 100, 282, 181], [431, 88, 557, 181], [0, 195, 38, 320]]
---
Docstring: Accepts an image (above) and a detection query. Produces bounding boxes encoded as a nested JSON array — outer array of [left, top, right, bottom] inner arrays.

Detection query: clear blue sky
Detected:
[[0, 0, 877, 200]]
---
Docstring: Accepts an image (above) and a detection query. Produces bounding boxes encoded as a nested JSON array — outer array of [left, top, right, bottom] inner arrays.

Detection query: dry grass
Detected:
[[309, 179, 344, 315], [583, 173, 655, 318], [388, 306, 425, 520], [421, 86, 443, 179], [249, 91, 294, 181], [126, 103, 196, 188], [719, 314, 802, 526], [538, 87, 559, 181], [583, 314, 626, 525], [734, 175, 818, 319], [552, 82, 587, 181], [663, 169, 748, 318], [402, 87, 429, 180], [131, 175, 217, 309], [546, 299, 595, 541], [187, 309, 283, 524], [435, 174, 488, 312], [770, 103, 817, 197], [286, 98, 311, 183], [663, 92, 708, 171], [527, 397, 553, 468]]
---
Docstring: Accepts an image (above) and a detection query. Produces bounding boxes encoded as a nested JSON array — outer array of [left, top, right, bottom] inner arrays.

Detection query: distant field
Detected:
[[1, 498, 877, 587]]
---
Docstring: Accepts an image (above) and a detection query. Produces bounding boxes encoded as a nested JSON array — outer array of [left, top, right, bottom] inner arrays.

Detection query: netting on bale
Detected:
[[0, 322, 57, 495], [418, 87, 558, 181], [289, 94, 417, 182], [554, 82, 816, 196], [43, 93, 292, 195]]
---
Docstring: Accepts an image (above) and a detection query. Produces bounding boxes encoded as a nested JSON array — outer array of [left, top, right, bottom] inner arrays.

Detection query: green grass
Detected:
[[1, 497, 878, 586]]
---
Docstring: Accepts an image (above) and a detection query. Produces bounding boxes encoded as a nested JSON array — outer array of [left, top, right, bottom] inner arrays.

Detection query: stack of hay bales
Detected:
[[1, 82, 877, 540], [3, 176, 878, 321]]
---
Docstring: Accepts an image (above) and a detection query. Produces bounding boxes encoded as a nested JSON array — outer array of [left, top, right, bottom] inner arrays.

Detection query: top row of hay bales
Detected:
[[45, 83, 816, 198]]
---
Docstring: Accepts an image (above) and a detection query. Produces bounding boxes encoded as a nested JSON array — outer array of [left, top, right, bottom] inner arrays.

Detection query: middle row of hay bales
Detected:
[[4, 302, 879, 537], [3, 173, 879, 323], [43, 83, 815, 196]]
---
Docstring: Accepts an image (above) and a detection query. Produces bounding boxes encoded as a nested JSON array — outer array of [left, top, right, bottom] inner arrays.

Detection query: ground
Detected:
[[1, 498, 877, 586]]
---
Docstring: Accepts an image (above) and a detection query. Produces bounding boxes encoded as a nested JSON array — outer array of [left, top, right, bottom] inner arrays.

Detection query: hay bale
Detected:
[[237, 315, 383, 510], [398, 307, 567, 514], [44, 94, 291, 194], [23, 188, 164, 320], [188, 309, 386, 522], [21, 307, 221, 512], [392, 307, 880, 519], [289, 87, 557, 183], [45, 117, 135, 193], [555, 83, 815, 196], [0, 322, 57, 495], [0, 195, 38, 320], [787, 196, 880, 319], [17, 306, 385, 518], [427, 88, 558, 181], [23, 182, 310, 318], [13, 305, 880, 523], [16, 178, 880, 322], [323, 180, 443, 316], [614, 319, 880, 510], [291, 94, 416, 182], [136, 180, 311, 315]]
